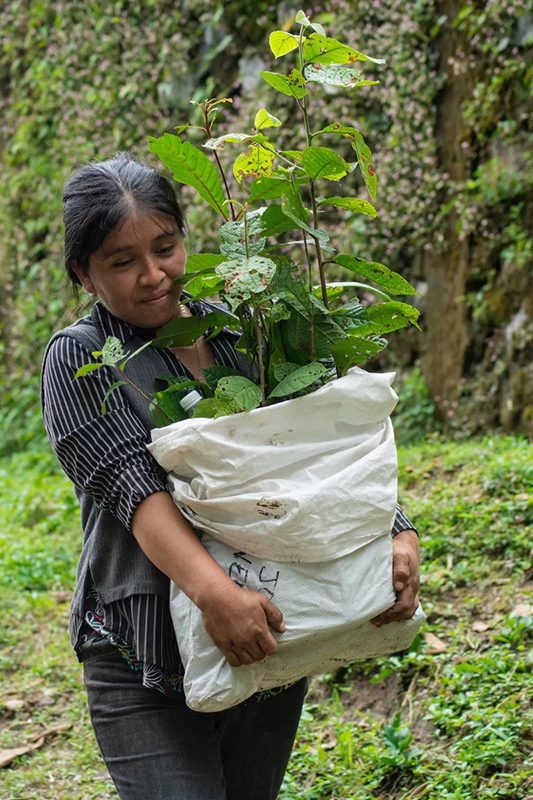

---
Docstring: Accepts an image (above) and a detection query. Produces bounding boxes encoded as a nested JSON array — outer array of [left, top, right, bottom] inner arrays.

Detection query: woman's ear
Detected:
[[71, 260, 96, 294]]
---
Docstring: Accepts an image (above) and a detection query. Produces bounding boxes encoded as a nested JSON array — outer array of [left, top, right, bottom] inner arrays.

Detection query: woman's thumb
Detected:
[[263, 599, 286, 632]]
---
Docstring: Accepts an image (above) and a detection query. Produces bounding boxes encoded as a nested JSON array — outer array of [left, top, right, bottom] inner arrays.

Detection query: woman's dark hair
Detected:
[[63, 152, 186, 291]]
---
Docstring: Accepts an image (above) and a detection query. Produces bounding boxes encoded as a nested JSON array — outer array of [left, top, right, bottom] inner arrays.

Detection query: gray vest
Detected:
[[42, 317, 174, 645]]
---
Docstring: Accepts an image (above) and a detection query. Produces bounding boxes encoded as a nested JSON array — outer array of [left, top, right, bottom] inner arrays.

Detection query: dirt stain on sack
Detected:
[[257, 498, 286, 519]]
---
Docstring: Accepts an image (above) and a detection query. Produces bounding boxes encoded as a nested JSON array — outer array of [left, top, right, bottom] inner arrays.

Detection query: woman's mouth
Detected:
[[142, 291, 170, 304]]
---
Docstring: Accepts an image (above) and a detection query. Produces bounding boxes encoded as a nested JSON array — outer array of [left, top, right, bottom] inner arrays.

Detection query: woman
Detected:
[[41, 152, 420, 800]]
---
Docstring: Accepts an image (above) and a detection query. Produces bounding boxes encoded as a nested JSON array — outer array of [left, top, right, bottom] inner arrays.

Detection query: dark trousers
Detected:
[[82, 640, 307, 800]]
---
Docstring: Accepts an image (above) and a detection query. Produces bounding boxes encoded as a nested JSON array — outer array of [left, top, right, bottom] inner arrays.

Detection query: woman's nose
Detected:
[[139, 256, 165, 286]]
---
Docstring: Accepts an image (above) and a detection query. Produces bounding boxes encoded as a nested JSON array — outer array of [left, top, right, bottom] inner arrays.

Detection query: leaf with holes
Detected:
[[304, 64, 371, 88], [353, 301, 421, 336], [215, 376, 262, 412], [331, 335, 387, 371], [300, 147, 348, 180], [269, 362, 327, 398], [302, 34, 385, 65], [202, 365, 248, 391], [322, 124, 377, 198], [216, 256, 277, 306], [269, 31, 300, 58], [333, 255, 417, 295], [318, 197, 377, 217], [148, 134, 228, 218], [273, 362, 300, 381], [233, 143, 275, 183], [260, 69, 308, 99]]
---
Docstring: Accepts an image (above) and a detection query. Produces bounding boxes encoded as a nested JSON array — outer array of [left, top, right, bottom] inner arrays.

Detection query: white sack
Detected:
[[149, 367, 399, 563], [171, 532, 425, 712]]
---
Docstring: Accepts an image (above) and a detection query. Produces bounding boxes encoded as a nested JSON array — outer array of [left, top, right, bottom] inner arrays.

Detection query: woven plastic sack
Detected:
[[170, 532, 424, 712], [148, 366, 425, 712], [149, 367, 399, 563]]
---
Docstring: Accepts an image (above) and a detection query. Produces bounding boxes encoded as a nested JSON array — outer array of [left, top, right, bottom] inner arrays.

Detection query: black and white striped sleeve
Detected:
[[391, 503, 418, 537], [42, 335, 168, 531]]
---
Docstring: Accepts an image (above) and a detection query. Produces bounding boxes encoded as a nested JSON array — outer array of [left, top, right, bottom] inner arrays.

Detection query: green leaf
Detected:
[[300, 147, 348, 180], [331, 336, 386, 371], [269, 302, 292, 324], [191, 397, 219, 418], [254, 108, 282, 130], [354, 301, 421, 336], [273, 362, 300, 381], [215, 375, 262, 412], [295, 10, 326, 35], [147, 133, 228, 218], [322, 124, 377, 198], [333, 255, 417, 295], [259, 69, 308, 99], [249, 175, 304, 202], [151, 387, 189, 425], [258, 204, 298, 238], [318, 197, 377, 217], [185, 253, 227, 273], [302, 33, 385, 65], [216, 256, 277, 307], [269, 362, 327, 397], [233, 143, 275, 183], [280, 307, 345, 363], [101, 380, 127, 413], [330, 300, 371, 331], [184, 273, 225, 300], [74, 362, 104, 379], [304, 64, 367, 88], [269, 31, 300, 58], [152, 312, 237, 348], [202, 365, 247, 391], [119, 339, 153, 370], [281, 186, 329, 243]]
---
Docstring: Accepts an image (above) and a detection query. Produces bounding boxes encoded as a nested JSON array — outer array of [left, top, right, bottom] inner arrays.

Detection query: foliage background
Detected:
[[0, 0, 532, 454]]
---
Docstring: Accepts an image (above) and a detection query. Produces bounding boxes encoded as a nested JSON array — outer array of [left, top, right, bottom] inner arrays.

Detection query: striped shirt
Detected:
[[42, 298, 415, 694]]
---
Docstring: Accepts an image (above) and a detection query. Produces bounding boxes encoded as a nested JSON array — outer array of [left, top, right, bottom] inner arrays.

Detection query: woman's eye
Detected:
[[158, 245, 175, 256], [113, 259, 133, 268]]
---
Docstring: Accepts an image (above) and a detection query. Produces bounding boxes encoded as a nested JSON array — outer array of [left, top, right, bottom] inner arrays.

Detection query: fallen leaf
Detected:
[[510, 604, 533, 618], [0, 738, 45, 769], [0, 724, 72, 769], [514, 493, 531, 501], [472, 621, 491, 633], [3, 699, 25, 712], [405, 466, 415, 472], [423, 632, 447, 653]]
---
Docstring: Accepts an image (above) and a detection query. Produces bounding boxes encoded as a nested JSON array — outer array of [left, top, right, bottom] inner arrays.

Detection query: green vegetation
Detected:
[[2, 435, 532, 799]]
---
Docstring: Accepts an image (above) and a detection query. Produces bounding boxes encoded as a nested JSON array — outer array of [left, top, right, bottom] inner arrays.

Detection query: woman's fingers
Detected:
[[201, 585, 284, 665]]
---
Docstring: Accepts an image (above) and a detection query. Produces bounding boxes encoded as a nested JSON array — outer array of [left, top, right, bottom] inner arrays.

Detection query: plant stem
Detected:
[[112, 366, 174, 424], [254, 306, 266, 405], [302, 229, 316, 362], [202, 102, 235, 221], [298, 38, 328, 308]]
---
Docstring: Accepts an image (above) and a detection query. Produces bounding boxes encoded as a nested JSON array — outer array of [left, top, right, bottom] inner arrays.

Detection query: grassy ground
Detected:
[[1, 436, 533, 799]]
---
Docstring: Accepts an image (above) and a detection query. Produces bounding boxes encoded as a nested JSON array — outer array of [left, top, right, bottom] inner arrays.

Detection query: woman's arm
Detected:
[[132, 491, 286, 667]]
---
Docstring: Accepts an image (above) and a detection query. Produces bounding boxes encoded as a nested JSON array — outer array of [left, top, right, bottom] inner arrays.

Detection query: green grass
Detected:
[[1, 436, 533, 799]]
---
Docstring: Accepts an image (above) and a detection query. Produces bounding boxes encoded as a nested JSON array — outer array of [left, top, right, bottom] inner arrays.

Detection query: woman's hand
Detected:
[[200, 583, 285, 667], [371, 529, 420, 627]]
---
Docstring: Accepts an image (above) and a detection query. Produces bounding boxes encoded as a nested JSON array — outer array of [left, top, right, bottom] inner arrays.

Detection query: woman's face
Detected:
[[72, 212, 187, 328]]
